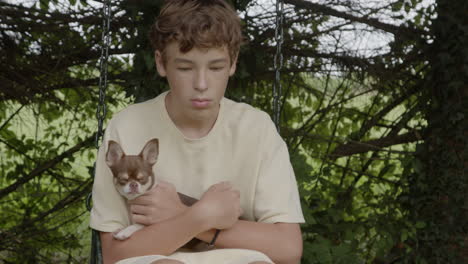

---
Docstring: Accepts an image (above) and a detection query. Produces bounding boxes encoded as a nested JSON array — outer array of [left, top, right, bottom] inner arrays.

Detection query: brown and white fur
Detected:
[[106, 138, 197, 240]]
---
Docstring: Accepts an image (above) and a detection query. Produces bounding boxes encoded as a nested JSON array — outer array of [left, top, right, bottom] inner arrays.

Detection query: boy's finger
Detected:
[[158, 181, 169, 187], [130, 204, 149, 215], [158, 181, 176, 192], [132, 214, 150, 226], [216, 181, 232, 189], [129, 195, 153, 205]]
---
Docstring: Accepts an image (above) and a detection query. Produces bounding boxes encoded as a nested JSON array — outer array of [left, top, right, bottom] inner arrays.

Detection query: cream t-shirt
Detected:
[[90, 91, 305, 263]]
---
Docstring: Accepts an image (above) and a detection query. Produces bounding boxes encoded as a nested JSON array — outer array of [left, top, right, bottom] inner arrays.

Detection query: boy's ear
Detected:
[[106, 140, 125, 167], [140, 138, 159, 165], [155, 51, 167, 77], [229, 55, 238, 76]]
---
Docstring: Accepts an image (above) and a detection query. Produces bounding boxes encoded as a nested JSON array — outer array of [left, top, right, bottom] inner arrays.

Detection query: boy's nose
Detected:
[[194, 71, 208, 91]]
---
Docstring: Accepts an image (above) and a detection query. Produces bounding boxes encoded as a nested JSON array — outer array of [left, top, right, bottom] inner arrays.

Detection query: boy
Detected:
[[90, 0, 305, 263]]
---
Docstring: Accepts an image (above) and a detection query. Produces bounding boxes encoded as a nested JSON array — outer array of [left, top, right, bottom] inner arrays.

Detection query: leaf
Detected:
[[392, 0, 404, 12], [415, 221, 426, 229], [39, 0, 49, 10], [378, 164, 395, 178]]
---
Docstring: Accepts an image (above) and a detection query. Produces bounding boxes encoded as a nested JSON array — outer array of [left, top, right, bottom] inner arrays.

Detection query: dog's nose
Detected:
[[130, 182, 138, 190]]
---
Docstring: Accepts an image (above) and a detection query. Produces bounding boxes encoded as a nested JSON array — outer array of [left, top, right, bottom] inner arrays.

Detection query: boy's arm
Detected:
[[101, 181, 242, 264], [195, 221, 302, 264], [129, 182, 302, 264], [101, 204, 206, 263]]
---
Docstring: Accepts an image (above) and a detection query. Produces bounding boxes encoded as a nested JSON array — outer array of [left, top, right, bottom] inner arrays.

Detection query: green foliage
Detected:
[[402, 0, 468, 262]]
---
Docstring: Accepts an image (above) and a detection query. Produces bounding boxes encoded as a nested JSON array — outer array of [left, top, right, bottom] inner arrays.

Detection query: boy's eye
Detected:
[[210, 67, 224, 71], [177, 67, 192, 71]]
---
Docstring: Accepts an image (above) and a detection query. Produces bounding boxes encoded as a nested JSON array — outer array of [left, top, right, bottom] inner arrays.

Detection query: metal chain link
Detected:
[[273, 0, 284, 132], [86, 0, 111, 212], [88, 2, 111, 263], [95, 0, 111, 150]]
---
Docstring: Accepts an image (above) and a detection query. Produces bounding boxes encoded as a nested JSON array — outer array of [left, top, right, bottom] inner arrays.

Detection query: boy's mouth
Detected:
[[191, 98, 211, 108]]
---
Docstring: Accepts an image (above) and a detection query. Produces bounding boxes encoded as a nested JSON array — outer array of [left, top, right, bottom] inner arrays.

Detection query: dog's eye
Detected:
[[118, 179, 128, 185], [136, 173, 145, 180]]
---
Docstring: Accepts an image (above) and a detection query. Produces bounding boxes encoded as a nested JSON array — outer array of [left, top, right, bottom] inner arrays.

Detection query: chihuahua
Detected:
[[105, 138, 198, 240]]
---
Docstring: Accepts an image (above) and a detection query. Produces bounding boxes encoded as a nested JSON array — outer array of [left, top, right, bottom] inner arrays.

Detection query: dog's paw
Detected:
[[112, 224, 143, 240], [112, 228, 122, 237], [113, 228, 131, 240]]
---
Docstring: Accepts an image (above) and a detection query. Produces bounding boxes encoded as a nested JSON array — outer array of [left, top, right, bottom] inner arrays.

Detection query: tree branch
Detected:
[[0, 135, 94, 199], [330, 129, 424, 158], [283, 0, 425, 37], [0, 105, 24, 131]]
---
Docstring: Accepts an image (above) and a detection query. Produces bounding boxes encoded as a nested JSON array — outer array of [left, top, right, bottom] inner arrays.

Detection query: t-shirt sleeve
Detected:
[[253, 114, 305, 224], [89, 118, 130, 232]]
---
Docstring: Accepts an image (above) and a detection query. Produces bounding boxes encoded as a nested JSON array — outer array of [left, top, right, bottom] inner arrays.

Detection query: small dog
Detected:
[[105, 138, 197, 240]]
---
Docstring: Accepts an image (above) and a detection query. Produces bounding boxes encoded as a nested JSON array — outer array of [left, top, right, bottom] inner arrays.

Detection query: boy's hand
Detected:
[[129, 181, 188, 225], [195, 181, 243, 230]]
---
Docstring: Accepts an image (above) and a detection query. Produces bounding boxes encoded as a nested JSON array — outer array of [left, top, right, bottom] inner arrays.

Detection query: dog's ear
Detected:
[[106, 140, 125, 167], [140, 138, 159, 165]]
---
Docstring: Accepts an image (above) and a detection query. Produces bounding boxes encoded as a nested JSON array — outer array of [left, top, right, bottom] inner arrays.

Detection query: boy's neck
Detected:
[[165, 93, 220, 139]]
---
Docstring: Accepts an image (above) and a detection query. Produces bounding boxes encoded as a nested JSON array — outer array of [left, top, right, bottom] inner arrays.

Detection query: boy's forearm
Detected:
[[101, 204, 208, 263], [195, 220, 303, 264]]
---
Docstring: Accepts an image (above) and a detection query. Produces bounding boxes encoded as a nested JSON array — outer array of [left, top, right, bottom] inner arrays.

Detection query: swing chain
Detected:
[[88, 2, 111, 263], [273, 0, 284, 132], [95, 0, 112, 149], [86, 0, 112, 212]]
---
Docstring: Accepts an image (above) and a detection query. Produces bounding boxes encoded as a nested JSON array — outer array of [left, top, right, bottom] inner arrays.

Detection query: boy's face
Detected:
[[155, 42, 237, 120]]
